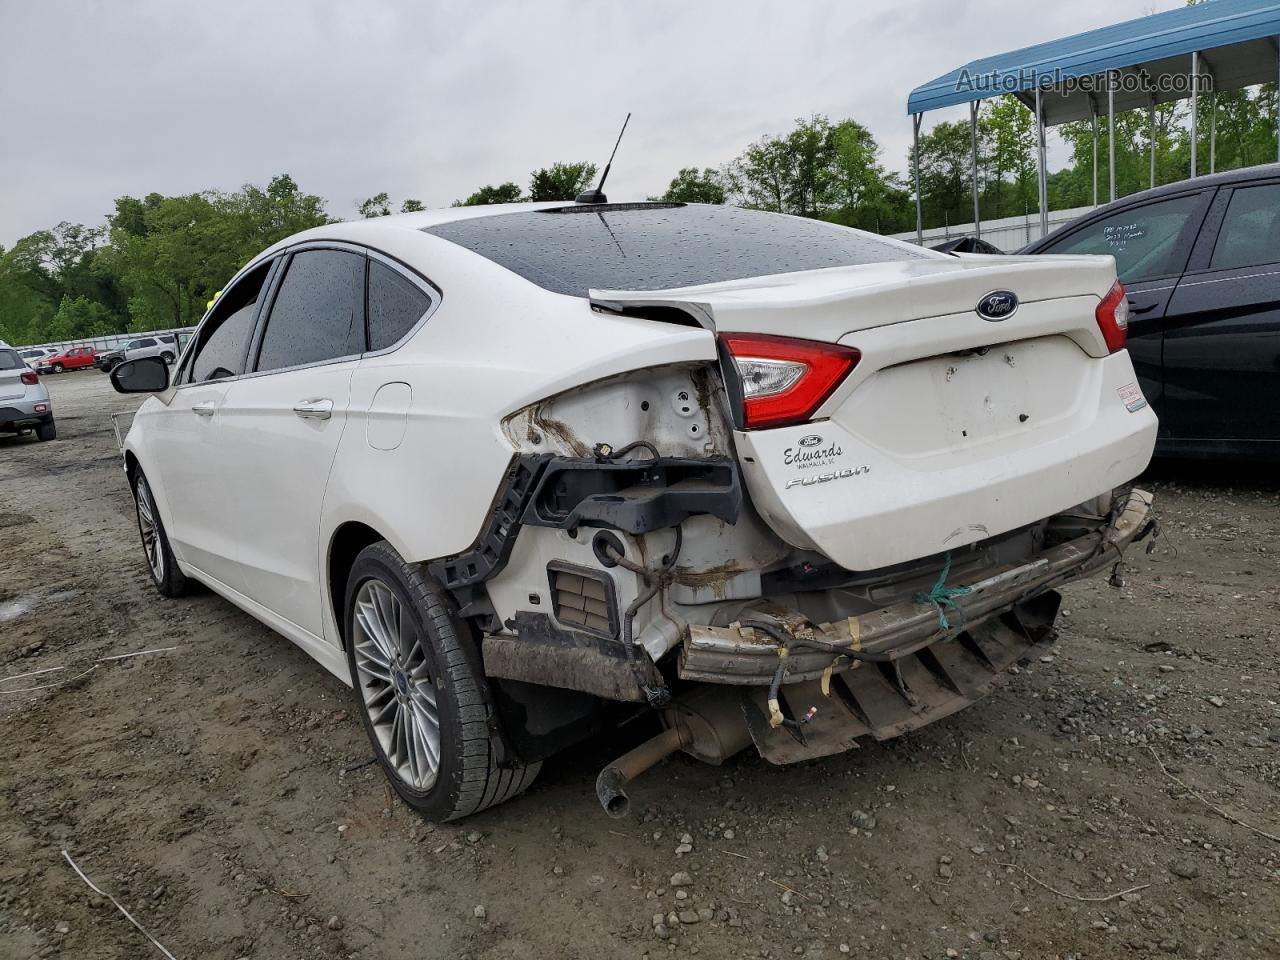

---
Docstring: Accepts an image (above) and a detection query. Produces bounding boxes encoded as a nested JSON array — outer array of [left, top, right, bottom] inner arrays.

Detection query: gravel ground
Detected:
[[1, 372, 1278, 960]]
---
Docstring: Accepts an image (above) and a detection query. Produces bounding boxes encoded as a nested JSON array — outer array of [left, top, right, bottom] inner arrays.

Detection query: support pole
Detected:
[[1149, 96, 1157, 190], [1210, 91, 1217, 174], [913, 113, 923, 245], [969, 100, 981, 240], [1090, 100, 1099, 207], [1276, 36, 1279, 163], [1035, 86, 1049, 235], [1108, 72, 1116, 202], [1190, 51, 1199, 178]]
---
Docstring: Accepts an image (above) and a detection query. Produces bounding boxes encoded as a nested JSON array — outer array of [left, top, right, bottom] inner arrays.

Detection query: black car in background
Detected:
[[1021, 163, 1280, 460]]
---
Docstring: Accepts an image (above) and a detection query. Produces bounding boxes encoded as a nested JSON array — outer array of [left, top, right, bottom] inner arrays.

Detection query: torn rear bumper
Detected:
[[677, 489, 1154, 764], [680, 489, 1152, 686]]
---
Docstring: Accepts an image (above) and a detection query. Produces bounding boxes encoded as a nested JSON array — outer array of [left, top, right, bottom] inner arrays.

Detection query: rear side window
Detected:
[[423, 203, 938, 296], [0, 349, 21, 370], [256, 249, 365, 373], [368, 260, 432, 350], [188, 260, 274, 383], [1210, 184, 1280, 271], [1041, 194, 1201, 282]]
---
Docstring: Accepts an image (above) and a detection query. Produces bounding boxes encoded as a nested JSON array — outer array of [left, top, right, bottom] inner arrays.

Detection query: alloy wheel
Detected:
[[135, 476, 165, 582], [352, 578, 441, 790]]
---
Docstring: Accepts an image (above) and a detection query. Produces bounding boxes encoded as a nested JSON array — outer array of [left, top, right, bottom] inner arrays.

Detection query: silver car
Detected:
[[0, 348, 55, 441]]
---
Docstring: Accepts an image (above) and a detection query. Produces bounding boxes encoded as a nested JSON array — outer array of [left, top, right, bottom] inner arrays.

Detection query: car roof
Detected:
[[1026, 162, 1280, 251], [1092, 162, 1280, 212]]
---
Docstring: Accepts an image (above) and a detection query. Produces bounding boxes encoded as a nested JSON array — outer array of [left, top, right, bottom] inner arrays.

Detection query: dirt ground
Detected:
[[1, 371, 1278, 960]]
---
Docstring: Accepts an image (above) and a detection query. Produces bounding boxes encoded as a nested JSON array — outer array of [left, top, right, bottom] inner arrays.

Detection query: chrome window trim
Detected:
[[361, 248, 442, 359], [1176, 267, 1280, 289], [172, 239, 443, 390]]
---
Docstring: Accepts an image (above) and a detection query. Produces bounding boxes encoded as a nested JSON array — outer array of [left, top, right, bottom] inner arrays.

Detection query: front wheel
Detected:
[[132, 470, 191, 597], [160, 351, 174, 364], [344, 541, 539, 821], [51, 363, 63, 374]]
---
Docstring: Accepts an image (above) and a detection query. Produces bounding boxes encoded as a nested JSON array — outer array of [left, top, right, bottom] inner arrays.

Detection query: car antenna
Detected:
[[575, 112, 631, 205]]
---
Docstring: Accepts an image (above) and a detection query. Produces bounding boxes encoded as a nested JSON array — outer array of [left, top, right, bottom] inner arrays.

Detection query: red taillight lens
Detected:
[[20, 371, 38, 386], [720, 333, 860, 429], [1095, 280, 1129, 354]]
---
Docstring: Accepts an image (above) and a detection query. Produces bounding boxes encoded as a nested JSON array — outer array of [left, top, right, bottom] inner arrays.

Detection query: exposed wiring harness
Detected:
[[599, 525, 682, 709]]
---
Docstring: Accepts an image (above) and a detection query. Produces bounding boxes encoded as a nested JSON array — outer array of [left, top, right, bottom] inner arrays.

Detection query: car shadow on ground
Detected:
[[1141, 456, 1280, 494]]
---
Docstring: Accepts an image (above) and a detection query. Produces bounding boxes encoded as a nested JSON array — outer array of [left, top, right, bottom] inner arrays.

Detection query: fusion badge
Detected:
[[785, 465, 870, 490]]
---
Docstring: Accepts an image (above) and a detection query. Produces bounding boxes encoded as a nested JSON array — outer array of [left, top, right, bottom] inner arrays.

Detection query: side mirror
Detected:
[[111, 356, 170, 394]]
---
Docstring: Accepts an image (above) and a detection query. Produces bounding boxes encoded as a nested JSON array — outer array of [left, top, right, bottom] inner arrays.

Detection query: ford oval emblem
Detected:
[[798, 435, 823, 447], [976, 290, 1018, 321]]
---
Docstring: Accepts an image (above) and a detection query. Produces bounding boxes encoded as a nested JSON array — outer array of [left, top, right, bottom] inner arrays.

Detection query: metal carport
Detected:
[[906, 0, 1280, 243]]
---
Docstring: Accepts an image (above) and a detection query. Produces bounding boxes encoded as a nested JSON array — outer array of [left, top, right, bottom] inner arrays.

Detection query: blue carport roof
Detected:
[[908, 0, 1280, 123]]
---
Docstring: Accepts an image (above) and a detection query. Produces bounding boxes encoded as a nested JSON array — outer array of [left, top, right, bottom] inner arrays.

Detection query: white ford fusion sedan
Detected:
[[111, 198, 1157, 821]]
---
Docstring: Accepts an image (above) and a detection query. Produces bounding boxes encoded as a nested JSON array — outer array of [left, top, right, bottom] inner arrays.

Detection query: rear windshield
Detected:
[[423, 204, 937, 296], [0, 349, 23, 370]]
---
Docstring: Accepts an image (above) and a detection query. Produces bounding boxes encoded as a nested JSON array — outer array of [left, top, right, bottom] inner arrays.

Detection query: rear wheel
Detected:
[[132, 470, 191, 597], [344, 541, 539, 821], [160, 351, 174, 364], [35, 419, 55, 442]]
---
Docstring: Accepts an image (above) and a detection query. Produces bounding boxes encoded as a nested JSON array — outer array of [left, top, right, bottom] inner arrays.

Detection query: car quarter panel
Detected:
[[314, 233, 718, 644]]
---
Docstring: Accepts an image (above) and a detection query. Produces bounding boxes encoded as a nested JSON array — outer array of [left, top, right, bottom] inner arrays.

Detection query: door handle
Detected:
[[293, 398, 333, 420], [191, 401, 216, 417], [1128, 300, 1159, 315]]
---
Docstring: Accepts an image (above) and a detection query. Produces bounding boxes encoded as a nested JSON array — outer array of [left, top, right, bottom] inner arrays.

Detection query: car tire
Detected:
[[51, 363, 63, 374], [131, 469, 192, 598], [160, 351, 174, 364], [344, 541, 540, 822], [35, 420, 56, 442]]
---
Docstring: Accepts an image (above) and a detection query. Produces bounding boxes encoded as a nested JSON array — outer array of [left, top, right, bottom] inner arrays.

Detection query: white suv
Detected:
[[110, 200, 1157, 821], [97, 335, 177, 372]]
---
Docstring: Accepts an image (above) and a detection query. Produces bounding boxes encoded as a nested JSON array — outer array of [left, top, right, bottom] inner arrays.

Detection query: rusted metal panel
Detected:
[[744, 616, 1053, 764]]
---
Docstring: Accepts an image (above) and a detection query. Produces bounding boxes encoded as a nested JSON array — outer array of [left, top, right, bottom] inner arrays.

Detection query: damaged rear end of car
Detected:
[[421, 205, 1158, 816]]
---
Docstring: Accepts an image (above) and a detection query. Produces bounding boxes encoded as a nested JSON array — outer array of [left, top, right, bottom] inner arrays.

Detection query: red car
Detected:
[[39, 346, 97, 373]]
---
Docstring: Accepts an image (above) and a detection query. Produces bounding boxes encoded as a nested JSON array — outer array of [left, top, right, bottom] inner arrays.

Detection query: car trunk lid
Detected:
[[593, 254, 1158, 570]]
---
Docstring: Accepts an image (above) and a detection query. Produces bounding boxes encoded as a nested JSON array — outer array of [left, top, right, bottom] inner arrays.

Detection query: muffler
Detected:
[[595, 686, 752, 817]]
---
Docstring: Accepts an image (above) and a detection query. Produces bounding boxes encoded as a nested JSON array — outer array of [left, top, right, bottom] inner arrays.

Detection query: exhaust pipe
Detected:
[[595, 725, 686, 818], [594, 686, 754, 817]]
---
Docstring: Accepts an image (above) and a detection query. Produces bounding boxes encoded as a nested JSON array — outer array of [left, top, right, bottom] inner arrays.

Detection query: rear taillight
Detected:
[[1095, 280, 1129, 354], [20, 371, 38, 386], [720, 333, 860, 429]]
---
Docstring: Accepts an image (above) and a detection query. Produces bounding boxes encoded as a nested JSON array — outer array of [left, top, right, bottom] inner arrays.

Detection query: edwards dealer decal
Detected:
[[783, 436, 843, 469], [782, 434, 870, 490]]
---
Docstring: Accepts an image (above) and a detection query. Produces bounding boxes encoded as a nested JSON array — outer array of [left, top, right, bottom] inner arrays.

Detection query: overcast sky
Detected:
[[0, 0, 1179, 246]]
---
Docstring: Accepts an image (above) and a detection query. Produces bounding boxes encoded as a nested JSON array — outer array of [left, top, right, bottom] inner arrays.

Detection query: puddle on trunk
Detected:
[[0, 589, 81, 624]]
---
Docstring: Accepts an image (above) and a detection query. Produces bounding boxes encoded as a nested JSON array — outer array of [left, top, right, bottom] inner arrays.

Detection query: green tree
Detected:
[[909, 120, 972, 231], [47, 295, 116, 341], [358, 192, 391, 218], [0, 244, 54, 345], [656, 167, 726, 204], [454, 182, 524, 206], [527, 163, 597, 202], [104, 175, 330, 332]]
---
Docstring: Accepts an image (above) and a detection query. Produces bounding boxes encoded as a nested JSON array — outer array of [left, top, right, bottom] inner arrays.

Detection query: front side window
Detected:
[[255, 249, 365, 373], [1210, 183, 1280, 271], [1042, 194, 1202, 282], [368, 260, 433, 351], [187, 260, 274, 383]]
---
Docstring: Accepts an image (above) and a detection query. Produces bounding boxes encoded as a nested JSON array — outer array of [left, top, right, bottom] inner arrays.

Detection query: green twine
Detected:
[[916, 551, 971, 632]]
